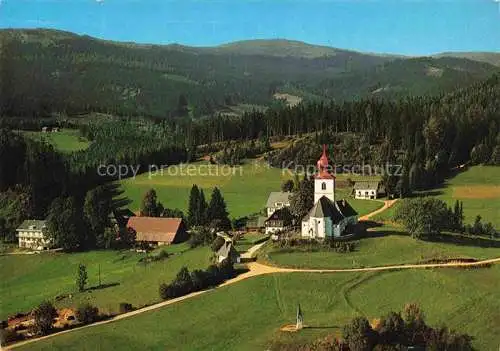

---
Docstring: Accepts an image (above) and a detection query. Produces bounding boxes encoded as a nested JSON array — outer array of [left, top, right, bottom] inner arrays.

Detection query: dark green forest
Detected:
[[0, 28, 498, 119]]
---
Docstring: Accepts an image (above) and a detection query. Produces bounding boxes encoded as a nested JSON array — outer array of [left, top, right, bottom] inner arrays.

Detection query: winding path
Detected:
[[358, 199, 398, 221], [7, 199, 499, 350]]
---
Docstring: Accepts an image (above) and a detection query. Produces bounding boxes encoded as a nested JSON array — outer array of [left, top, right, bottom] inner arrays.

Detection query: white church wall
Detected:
[[314, 178, 335, 203]]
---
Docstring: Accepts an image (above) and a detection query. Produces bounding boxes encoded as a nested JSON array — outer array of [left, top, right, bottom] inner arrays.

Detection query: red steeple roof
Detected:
[[316, 144, 335, 179]]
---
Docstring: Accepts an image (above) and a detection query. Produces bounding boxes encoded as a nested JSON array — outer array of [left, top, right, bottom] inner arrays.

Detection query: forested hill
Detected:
[[0, 28, 498, 119]]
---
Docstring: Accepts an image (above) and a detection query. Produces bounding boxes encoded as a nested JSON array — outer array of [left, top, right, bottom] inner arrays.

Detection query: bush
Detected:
[[275, 237, 357, 253], [425, 326, 474, 351], [119, 303, 133, 314], [188, 227, 215, 248], [32, 301, 57, 335], [378, 312, 405, 345], [75, 304, 99, 324], [0, 328, 21, 344], [159, 261, 235, 300], [394, 198, 452, 238], [342, 316, 378, 351]]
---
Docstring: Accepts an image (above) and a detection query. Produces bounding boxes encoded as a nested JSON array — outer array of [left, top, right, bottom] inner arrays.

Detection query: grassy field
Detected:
[[0, 244, 211, 319], [435, 166, 500, 228], [19, 266, 500, 351], [261, 225, 500, 269], [234, 232, 269, 252], [21, 129, 90, 153], [121, 161, 383, 219], [372, 166, 500, 228]]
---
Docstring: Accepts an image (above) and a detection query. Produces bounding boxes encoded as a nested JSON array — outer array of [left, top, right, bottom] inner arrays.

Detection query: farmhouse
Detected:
[[301, 146, 358, 238], [353, 181, 381, 199], [127, 217, 188, 246], [16, 220, 51, 250], [266, 191, 292, 217], [246, 216, 267, 232], [216, 241, 240, 263], [265, 207, 294, 234]]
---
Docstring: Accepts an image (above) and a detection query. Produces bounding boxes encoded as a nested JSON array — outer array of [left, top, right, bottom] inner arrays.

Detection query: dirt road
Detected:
[[358, 199, 398, 221]]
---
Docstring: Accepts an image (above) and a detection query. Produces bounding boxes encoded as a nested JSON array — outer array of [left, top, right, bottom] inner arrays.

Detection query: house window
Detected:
[[322, 182, 326, 190]]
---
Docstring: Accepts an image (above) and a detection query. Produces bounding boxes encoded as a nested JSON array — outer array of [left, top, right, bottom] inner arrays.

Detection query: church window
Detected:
[[321, 182, 326, 190]]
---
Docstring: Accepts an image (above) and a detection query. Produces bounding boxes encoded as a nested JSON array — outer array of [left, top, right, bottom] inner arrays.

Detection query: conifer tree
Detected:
[[187, 185, 200, 226], [198, 189, 208, 225], [207, 187, 231, 230], [140, 189, 158, 217]]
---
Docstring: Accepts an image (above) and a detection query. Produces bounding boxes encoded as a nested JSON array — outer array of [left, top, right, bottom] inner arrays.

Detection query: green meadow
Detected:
[[18, 266, 500, 351], [435, 166, 500, 228], [121, 161, 383, 219], [21, 129, 90, 153], [372, 166, 500, 228], [262, 225, 500, 269], [0, 244, 211, 319]]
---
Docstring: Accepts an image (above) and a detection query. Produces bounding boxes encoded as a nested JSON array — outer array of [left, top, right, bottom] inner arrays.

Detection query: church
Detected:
[[301, 146, 358, 239]]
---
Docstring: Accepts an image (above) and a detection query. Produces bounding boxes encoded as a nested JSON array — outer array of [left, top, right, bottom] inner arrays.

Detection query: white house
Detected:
[[301, 146, 358, 239], [266, 192, 292, 217], [354, 181, 381, 200], [16, 220, 51, 250]]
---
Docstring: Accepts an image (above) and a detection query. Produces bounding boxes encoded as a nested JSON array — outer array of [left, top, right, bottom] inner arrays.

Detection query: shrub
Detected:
[[394, 198, 451, 238], [425, 326, 474, 351], [342, 316, 378, 351], [119, 303, 133, 314], [159, 260, 235, 300], [32, 301, 57, 335], [75, 304, 99, 324], [378, 312, 405, 345], [0, 328, 21, 344]]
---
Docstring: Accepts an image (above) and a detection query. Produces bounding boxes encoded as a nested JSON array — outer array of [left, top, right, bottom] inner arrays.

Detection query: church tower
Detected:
[[314, 145, 335, 204]]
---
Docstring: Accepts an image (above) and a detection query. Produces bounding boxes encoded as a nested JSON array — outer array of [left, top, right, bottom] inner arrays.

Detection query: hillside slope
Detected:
[[435, 52, 500, 67], [0, 29, 498, 119]]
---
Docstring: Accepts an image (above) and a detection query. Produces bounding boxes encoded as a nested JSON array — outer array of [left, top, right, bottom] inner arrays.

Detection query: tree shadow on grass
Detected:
[[424, 234, 500, 248], [304, 325, 340, 330], [86, 282, 120, 291]]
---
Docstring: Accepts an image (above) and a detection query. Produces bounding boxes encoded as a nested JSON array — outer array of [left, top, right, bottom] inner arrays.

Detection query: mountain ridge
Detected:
[[3, 28, 499, 63], [0, 28, 499, 119]]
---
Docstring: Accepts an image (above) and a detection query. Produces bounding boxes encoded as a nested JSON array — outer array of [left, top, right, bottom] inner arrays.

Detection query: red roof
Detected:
[[315, 144, 335, 179], [127, 217, 184, 243]]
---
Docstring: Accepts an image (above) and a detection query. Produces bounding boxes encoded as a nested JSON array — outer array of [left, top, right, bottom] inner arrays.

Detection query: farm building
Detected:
[[301, 146, 358, 239], [265, 207, 294, 234], [216, 241, 240, 263], [127, 217, 188, 246], [266, 191, 292, 217], [16, 220, 51, 250], [245, 216, 267, 232], [353, 181, 382, 199]]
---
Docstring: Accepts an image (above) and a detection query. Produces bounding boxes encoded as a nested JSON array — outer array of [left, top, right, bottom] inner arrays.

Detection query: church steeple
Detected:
[[314, 144, 335, 203], [315, 144, 334, 180]]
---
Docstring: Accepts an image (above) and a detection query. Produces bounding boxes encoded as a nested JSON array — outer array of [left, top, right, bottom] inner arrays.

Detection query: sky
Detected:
[[0, 0, 499, 55]]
